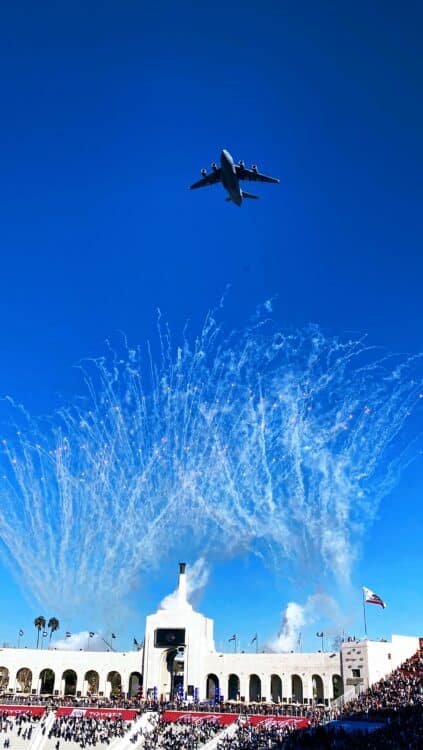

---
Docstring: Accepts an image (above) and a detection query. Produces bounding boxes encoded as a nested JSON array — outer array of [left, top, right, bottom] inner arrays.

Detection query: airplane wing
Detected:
[[235, 165, 279, 184], [189, 169, 222, 190]]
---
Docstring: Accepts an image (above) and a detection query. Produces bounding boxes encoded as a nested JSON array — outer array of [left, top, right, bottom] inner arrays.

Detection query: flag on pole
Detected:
[[19, 629, 24, 637], [363, 586, 386, 608], [89, 631, 95, 637], [133, 637, 138, 646], [228, 634, 236, 642], [250, 633, 257, 644], [316, 631, 324, 638], [111, 633, 116, 639]]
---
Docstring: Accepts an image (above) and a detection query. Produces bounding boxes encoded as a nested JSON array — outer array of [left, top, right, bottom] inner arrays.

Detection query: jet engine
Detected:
[[211, 162, 218, 171], [201, 168, 207, 176], [252, 164, 258, 173]]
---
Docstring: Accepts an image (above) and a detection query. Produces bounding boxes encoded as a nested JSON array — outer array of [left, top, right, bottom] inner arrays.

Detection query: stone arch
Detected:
[[227, 674, 240, 701], [62, 669, 77, 696], [85, 670, 99, 695], [39, 668, 55, 694], [249, 674, 261, 702], [332, 674, 343, 699], [164, 649, 184, 699], [312, 674, 324, 703], [206, 673, 219, 701], [0, 667, 9, 691], [128, 672, 142, 698], [16, 667, 32, 693], [107, 671, 122, 698], [270, 674, 282, 703], [291, 674, 303, 703]]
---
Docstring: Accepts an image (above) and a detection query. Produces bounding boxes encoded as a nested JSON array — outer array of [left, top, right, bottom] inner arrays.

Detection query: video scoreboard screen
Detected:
[[154, 628, 186, 648]]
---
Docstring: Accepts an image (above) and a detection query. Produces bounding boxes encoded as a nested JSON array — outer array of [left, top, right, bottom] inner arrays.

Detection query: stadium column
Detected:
[[304, 675, 313, 705], [239, 674, 249, 703], [76, 671, 85, 697], [98, 673, 108, 697], [281, 674, 289, 703], [323, 674, 332, 705], [262, 674, 271, 704]]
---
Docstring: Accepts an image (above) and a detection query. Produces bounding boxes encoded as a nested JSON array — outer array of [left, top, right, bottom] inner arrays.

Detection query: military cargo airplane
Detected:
[[189, 149, 279, 206]]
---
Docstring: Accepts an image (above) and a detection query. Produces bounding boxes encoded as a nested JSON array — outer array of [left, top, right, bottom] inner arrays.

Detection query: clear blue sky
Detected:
[[0, 1, 422, 653]]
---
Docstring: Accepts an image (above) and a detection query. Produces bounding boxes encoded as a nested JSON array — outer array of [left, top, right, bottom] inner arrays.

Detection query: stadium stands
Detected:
[[0, 647, 421, 749]]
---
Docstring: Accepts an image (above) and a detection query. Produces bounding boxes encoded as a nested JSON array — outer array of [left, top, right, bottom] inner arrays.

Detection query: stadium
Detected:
[[0, 564, 421, 749]]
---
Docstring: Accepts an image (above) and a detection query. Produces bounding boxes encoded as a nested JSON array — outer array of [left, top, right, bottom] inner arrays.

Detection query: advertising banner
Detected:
[[56, 707, 137, 720], [0, 706, 46, 716]]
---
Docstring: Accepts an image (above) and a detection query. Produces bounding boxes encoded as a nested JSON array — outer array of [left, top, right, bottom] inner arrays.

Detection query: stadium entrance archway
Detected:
[[206, 673, 219, 701], [128, 671, 142, 698], [39, 669, 55, 694], [165, 649, 184, 700], [16, 668, 32, 693], [107, 671, 122, 698], [332, 674, 343, 699], [228, 674, 240, 701], [291, 675, 303, 704], [249, 674, 261, 701], [62, 669, 77, 696], [0, 667, 9, 691], [312, 674, 324, 703], [85, 670, 99, 695], [271, 674, 282, 703]]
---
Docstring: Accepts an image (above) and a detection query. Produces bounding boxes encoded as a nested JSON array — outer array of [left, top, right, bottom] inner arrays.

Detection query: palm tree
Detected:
[[48, 617, 60, 646], [34, 616, 46, 649]]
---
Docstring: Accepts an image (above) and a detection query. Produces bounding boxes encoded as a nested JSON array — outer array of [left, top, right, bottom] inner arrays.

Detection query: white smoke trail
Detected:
[[0, 314, 421, 615], [159, 558, 209, 609], [267, 594, 344, 652]]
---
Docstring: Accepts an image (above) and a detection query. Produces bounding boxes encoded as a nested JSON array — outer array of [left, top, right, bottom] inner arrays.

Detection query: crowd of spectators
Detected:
[[284, 704, 423, 750], [339, 648, 423, 720], [141, 716, 223, 750], [0, 697, 142, 712], [0, 711, 43, 748], [218, 722, 295, 750], [1, 648, 422, 749], [47, 716, 131, 748]]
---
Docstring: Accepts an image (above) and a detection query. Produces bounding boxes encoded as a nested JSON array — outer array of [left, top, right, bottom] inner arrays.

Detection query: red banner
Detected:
[[161, 711, 309, 729], [56, 708, 137, 720], [247, 715, 310, 729], [161, 711, 236, 726], [0, 706, 46, 716]]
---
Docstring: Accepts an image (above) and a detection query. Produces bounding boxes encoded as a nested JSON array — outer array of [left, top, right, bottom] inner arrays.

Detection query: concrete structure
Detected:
[[340, 633, 420, 699], [0, 564, 420, 705]]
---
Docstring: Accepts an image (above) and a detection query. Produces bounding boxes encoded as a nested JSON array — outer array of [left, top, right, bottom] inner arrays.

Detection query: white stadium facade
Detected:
[[0, 564, 419, 706]]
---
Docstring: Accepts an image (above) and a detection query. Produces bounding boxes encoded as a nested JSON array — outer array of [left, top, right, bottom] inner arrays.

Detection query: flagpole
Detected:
[[362, 587, 368, 638]]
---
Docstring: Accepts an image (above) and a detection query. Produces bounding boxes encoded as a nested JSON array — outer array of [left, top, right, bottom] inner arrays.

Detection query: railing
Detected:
[[330, 687, 356, 710]]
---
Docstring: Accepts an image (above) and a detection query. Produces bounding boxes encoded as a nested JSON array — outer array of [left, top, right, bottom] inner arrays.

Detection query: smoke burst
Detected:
[[267, 594, 345, 652], [0, 312, 421, 614]]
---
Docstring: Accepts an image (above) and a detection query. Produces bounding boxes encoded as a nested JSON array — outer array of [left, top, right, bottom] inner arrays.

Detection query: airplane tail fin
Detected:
[[241, 190, 259, 200]]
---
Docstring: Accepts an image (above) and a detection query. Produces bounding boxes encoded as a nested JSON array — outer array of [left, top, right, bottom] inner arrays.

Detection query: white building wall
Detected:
[[0, 647, 144, 697], [341, 633, 420, 695], [0, 565, 420, 706]]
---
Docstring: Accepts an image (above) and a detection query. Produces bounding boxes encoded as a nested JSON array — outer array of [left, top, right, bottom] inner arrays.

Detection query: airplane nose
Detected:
[[221, 149, 230, 162]]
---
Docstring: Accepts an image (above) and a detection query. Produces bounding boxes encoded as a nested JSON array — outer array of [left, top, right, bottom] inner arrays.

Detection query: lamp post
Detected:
[[316, 632, 324, 652]]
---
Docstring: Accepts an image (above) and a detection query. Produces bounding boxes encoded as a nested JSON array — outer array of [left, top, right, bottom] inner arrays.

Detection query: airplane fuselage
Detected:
[[220, 149, 243, 206]]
